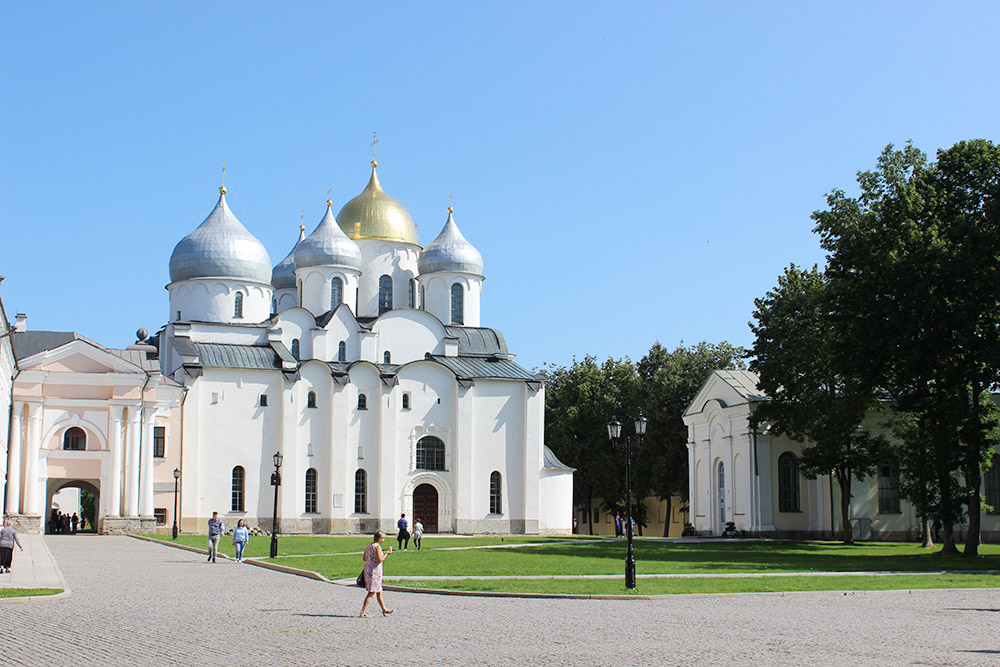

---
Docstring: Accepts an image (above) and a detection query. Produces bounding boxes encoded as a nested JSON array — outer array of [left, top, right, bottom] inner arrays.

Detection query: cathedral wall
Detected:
[[355, 241, 419, 318], [419, 273, 482, 327], [169, 279, 272, 324], [372, 311, 447, 364], [296, 267, 359, 317]]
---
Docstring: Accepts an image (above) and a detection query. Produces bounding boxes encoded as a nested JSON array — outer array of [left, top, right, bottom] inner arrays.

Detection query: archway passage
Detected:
[[46, 479, 100, 534], [413, 484, 438, 534]]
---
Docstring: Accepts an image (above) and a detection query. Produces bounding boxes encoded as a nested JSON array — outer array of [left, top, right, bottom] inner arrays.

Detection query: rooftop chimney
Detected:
[[14, 313, 27, 333]]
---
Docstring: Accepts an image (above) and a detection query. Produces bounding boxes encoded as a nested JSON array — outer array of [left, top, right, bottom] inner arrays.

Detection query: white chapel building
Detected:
[[4, 161, 574, 536]]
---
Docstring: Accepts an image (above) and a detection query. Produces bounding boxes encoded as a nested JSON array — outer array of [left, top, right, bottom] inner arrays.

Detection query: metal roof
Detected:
[[443, 326, 508, 356], [543, 446, 574, 471], [418, 209, 483, 276], [715, 370, 768, 402], [429, 355, 536, 381], [190, 343, 281, 370]]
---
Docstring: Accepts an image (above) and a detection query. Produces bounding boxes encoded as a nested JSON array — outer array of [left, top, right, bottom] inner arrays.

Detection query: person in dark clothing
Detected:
[[71, 513, 79, 533], [396, 513, 410, 551]]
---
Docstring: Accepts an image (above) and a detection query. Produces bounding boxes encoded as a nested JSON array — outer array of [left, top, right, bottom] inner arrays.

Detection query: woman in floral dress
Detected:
[[360, 530, 393, 617]]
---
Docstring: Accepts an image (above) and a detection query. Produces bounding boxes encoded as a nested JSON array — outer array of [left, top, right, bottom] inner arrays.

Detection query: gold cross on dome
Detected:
[[371, 131, 379, 160]]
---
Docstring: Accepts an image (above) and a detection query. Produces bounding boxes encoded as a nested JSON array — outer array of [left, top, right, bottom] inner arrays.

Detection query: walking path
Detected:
[[1, 535, 999, 666], [0, 533, 68, 593]]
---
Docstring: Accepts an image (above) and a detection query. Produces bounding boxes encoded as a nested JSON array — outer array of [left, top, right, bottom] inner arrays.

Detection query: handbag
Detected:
[[356, 570, 366, 587]]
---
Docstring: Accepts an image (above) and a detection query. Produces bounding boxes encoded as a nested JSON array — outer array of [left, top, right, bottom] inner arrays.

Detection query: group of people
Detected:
[[0, 520, 24, 574], [394, 513, 423, 551], [47, 509, 84, 534], [613, 514, 636, 537], [205, 512, 250, 564]]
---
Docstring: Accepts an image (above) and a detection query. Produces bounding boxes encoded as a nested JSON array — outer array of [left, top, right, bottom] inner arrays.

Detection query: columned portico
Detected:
[[23, 402, 43, 517], [5, 401, 23, 516], [108, 405, 124, 516], [139, 408, 155, 517], [125, 407, 141, 517]]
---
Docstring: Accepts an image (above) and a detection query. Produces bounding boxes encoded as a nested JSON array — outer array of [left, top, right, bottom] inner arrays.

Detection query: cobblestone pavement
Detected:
[[1, 535, 999, 666]]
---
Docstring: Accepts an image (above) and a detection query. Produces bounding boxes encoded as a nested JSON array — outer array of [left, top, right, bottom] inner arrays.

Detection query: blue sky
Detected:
[[1, 2, 997, 371]]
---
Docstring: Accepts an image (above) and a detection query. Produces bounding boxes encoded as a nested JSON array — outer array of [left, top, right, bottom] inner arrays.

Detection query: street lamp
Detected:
[[269, 451, 283, 558], [172, 468, 181, 539], [607, 413, 647, 590]]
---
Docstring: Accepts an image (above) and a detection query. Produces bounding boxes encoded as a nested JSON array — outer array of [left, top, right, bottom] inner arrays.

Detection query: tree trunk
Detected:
[[964, 468, 982, 557], [920, 516, 934, 549], [663, 495, 672, 538], [587, 493, 594, 536], [837, 471, 854, 544], [941, 523, 959, 554]]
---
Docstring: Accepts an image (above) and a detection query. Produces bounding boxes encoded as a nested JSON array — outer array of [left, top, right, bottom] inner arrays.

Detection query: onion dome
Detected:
[[294, 201, 363, 271], [169, 188, 272, 283], [272, 225, 306, 289], [336, 161, 419, 245], [418, 207, 484, 276]]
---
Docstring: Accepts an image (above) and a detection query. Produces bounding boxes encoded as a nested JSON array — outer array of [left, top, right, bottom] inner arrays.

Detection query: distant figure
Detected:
[[207, 511, 225, 563], [0, 520, 24, 574], [396, 513, 410, 551], [62, 514, 70, 534], [359, 530, 393, 617], [71, 513, 79, 534], [614, 514, 622, 537], [413, 518, 423, 550], [80, 516, 87, 532], [49, 509, 59, 534], [232, 519, 249, 563]]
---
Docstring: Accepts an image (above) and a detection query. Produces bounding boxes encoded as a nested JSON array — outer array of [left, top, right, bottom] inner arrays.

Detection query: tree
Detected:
[[634, 341, 746, 536], [749, 265, 885, 544]]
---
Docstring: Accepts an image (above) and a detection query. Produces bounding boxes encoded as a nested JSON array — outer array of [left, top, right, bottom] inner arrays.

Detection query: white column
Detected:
[[108, 406, 123, 516], [125, 408, 141, 516], [139, 410, 155, 517], [23, 403, 43, 516], [5, 402, 23, 515]]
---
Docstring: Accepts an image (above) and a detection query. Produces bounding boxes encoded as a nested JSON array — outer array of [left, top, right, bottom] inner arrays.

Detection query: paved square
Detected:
[[1, 535, 998, 666]]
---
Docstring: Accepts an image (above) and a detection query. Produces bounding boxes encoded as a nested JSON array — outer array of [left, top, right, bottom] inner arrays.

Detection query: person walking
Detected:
[[0, 521, 24, 574], [359, 530, 393, 617], [207, 511, 225, 563], [412, 518, 423, 550], [396, 513, 410, 551], [232, 519, 249, 563], [71, 513, 79, 534]]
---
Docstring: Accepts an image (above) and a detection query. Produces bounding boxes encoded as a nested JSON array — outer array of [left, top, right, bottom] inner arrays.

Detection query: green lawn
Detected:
[[0, 588, 63, 598], [140, 534, 1000, 595]]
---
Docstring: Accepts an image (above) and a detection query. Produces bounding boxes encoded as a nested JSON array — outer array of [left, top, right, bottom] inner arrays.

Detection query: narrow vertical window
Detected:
[[234, 292, 244, 318], [338, 341, 346, 362], [878, 462, 900, 513], [378, 275, 393, 315], [305, 468, 318, 513], [63, 427, 86, 451], [419, 286, 425, 310], [291, 338, 300, 360], [331, 277, 343, 310], [450, 283, 464, 325], [259, 394, 268, 407], [490, 471, 502, 514], [778, 453, 800, 512], [153, 426, 166, 457], [232, 466, 245, 512], [402, 393, 410, 410], [355, 469, 368, 513], [272, 298, 277, 314], [408, 279, 415, 308], [384, 351, 391, 364], [307, 391, 317, 408], [358, 394, 367, 410]]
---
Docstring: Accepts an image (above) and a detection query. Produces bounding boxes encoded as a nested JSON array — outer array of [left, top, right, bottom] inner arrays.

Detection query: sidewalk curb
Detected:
[[0, 536, 72, 604]]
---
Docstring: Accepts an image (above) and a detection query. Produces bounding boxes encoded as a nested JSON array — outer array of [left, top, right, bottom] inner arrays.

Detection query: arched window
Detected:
[[416, 435, 446, 471], [305, 468, 318, 513], [402, 393, 410, 410], [408, 279, 415, 308], [291, 338, 300, 360], [986, 452, 1000, 513], [778, 453, 800, 512], [63, 427, 86, 451], [331, 277, 343, 310], [355, 469, 368, 514], [378, 275, 393, 315], [234, 292, 244, 318], [419, 286, 425, 310], [450, 283, 464, 325], [307, 391, 317, 408], [490, 471, 502, 514], [232, 466, 245, 512], [271, 298, 277, 314], [358, 394, 367, 410], [878, 462, 900, 513], [384, 351, 391, 364]]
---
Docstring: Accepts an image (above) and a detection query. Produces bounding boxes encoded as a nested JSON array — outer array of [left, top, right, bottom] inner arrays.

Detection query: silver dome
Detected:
[[272, 226, 306, 289], [418, 209, 484, 276], [294, 203, 363, 271], [169, 190, 273, 284]]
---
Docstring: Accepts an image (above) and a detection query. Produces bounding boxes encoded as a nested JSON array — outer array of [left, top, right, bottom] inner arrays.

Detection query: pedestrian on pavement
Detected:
[[614, 514, 622, 537], [359, 530, 393, 617], [232, 519, 249, 563], [0, 520, 24, 574], [80, 516, 87, 532], [71, 513, 79, 533], [413, 518, 423, 550], [207, 511, 225, 563], [396, 513, 410, 551]]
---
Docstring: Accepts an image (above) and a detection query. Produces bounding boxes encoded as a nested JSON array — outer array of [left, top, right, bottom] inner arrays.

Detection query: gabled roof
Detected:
[[543, 446, 574, 471], [429, 355, 535, 381], [715, 370, 767, 402], [12, 331, 102, 360], [683, 369, 767, 418], [182, 342, 281, 370]]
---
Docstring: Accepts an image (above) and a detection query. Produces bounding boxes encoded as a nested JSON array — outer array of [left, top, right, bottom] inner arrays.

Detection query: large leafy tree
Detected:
[[634, 341, 746, 536], [749, 265, 884, 544]]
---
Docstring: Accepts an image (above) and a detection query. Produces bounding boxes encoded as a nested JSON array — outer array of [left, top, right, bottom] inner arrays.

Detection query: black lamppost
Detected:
[[608, 413, 647, 590], [172, 468, 181, 539], [269, 451, 283, 558]]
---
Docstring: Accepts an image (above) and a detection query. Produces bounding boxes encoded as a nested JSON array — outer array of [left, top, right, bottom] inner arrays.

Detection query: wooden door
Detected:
[[412, 484, 438, 533]]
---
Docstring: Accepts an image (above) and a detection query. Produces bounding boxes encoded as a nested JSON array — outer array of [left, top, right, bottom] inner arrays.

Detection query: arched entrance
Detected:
[[412, 484, 439, 533], [46, 479, 100, 534]]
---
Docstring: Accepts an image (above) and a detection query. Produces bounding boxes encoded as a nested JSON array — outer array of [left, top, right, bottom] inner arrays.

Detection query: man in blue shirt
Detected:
[[207, 512, 225, 563]]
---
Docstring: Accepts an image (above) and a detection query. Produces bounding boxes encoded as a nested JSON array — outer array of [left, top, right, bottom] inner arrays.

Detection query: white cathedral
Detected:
[[2, 161, 574, 536]]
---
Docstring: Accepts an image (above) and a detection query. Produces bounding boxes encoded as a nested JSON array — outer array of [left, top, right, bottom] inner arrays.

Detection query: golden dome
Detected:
[[336, 163, 419, 245]]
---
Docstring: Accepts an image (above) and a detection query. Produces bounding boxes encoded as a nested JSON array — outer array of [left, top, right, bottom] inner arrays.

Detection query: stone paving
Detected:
[[1, 535, 999, 666]]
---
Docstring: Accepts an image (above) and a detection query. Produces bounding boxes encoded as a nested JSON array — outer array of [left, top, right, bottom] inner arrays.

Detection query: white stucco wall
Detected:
[[168, 279, 273, 324]]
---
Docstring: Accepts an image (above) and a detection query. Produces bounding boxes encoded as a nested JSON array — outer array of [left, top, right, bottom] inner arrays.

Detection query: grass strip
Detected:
[[0, 588, 63, 598]]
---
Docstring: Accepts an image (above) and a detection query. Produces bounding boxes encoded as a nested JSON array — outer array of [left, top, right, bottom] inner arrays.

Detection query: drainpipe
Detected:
[[177, 385, 189, 533]]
